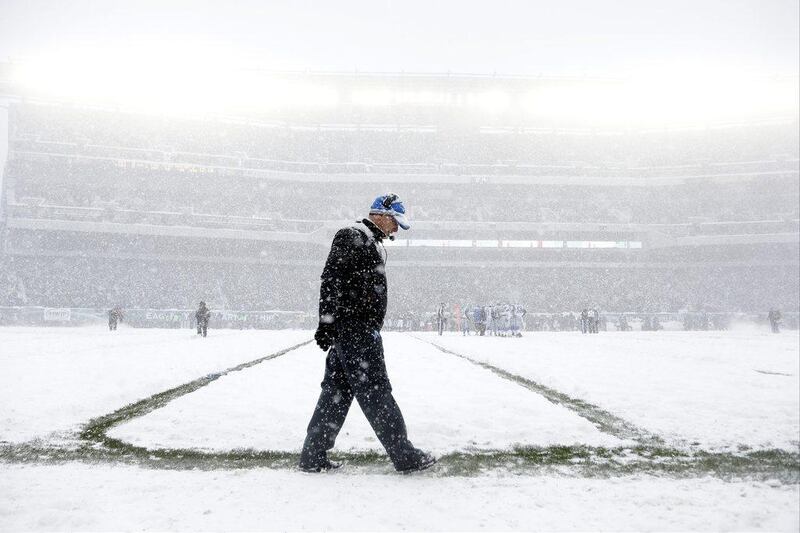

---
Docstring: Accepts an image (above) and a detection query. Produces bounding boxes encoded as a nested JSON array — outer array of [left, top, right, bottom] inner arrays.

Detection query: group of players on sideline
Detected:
[[428, 304, 618, 336], [386, 305, 792, 334], [434, 302, 528, 337]]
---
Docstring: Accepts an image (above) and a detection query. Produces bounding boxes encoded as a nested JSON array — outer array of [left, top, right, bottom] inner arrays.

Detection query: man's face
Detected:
[[386, 215, 399, 234], [368, 213, 399, 236]]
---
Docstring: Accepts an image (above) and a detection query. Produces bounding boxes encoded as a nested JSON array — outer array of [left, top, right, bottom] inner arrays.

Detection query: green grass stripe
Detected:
[[2, 441, 797, 483]]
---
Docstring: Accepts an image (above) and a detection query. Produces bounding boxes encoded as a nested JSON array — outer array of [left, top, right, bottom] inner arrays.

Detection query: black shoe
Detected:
[[397, 452, 437, 473], [299, 459, 342, 473]]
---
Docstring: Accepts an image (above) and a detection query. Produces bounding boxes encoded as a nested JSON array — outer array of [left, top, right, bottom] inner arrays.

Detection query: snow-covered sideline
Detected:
[[1, 464, 797, 531], [109, 334, 624, 453], [422, 330, 800, 451], [0, 327, 310, 443]]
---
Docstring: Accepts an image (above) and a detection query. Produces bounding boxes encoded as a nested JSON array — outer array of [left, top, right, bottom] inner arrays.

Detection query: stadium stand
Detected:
[[1, 72, 798, 320]]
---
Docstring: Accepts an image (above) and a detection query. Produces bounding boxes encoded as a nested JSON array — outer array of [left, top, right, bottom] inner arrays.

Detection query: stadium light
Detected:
[[397, 90, 449, 106], [523, 83, 620, 124], [12, 43, 231, 114], [11, 44, 341, 115], [254, 81, 340, 110], [632, 75, 799, 124], [468, 89, 511, 113], [523, 73, 799, 128], [351, 89, 395, 106], [11, 45, 797, 125]]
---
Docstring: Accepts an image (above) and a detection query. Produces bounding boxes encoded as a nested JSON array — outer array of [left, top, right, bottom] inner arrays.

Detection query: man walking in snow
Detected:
[[299, 194, 436, 473]]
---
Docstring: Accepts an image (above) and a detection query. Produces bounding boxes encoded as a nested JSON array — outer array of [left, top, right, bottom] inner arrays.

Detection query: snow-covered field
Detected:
[[1, 326, 798, 531], [0, 327, 310, 443], [421, 330, 800, 451], [108, 334, 625, 453]]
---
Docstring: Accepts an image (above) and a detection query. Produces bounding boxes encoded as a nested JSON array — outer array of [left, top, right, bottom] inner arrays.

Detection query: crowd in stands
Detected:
[[389, 265, 799, 315], [2, 103, 797, 319], [2, 255, 796, 315], [5, 101, 797, 231], [0, 257, 319, 311], [7, 102, 797, 175], [6, 154, 798, 228]]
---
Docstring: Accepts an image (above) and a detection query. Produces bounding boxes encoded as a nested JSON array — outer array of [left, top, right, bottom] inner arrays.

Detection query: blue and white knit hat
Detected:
[[369, 194, 411, 230]]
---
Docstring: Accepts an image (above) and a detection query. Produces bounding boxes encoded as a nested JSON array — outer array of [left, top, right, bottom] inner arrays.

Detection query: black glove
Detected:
[[314, 323, 336, 351]]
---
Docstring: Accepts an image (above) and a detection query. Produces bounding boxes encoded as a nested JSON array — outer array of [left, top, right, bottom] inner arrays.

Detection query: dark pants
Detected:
[[300, 328, 423, 471], [197, 322, 208, 337]]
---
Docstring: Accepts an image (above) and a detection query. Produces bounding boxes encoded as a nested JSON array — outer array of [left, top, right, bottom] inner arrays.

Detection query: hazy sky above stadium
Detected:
[[0, 0, 798, 77]]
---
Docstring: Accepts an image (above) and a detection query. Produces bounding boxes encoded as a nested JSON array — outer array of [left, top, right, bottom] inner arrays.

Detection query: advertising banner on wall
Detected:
[[0, 307, 309, 329], [43, 308, 72, 322], [0, 307, 105, 326]]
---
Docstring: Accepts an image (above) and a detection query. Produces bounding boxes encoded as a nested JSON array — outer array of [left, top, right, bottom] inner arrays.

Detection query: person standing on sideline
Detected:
[[436, 302, 446, 336], [473, 305, 486, 336], [299, 194, 435, 473], [512, 303, 526, 337], [485, 304, 495, 336], [195, 301, 211, 337], [768, 309, 782, 333], [461, 304, 472, 336], [108, 307, 123, 331], [580, 309, 589, 334], [590, 308, 600, 333]]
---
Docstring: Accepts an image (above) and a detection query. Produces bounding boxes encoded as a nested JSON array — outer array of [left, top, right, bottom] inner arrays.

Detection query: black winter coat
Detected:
[[196, 307, 210, 325], [319, 219, 388, 331]]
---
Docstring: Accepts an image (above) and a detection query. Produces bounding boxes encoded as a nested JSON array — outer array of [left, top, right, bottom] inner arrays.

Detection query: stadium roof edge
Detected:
[[0, 60, 626, 83], [2, 96, 797, 137], [238, 68, 625, 83]]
